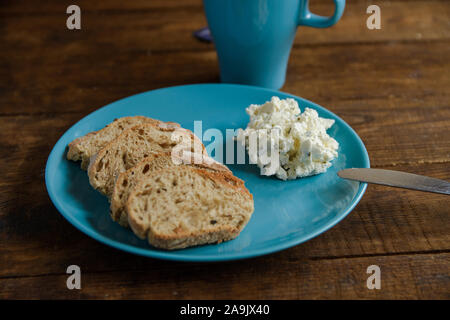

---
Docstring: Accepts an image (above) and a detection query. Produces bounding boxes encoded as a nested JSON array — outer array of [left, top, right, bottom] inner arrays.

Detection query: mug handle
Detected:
[[298, 0, 345, 28]]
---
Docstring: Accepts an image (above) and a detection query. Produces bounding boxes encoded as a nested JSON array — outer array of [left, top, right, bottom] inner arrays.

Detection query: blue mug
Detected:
[[203, 0, 345, 89]]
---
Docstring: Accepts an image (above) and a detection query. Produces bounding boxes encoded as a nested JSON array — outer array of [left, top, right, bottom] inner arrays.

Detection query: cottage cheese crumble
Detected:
[[236, 97, 339, 180]]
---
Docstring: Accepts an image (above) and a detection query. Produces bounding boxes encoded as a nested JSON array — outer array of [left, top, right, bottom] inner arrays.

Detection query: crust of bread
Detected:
[[193, 168, 252, 199], [147, 225, 240, 250]]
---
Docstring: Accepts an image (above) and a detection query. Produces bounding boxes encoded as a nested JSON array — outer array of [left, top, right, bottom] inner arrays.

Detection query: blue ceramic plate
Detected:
[[45, 84, 369, 262]]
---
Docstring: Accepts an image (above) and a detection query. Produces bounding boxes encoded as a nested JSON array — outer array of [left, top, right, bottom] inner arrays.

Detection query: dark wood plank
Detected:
[[0, 252, 448, 299], [0, 1, 449, 114], [285, 40, 450, 101], [1, 41, 449, 117], [2, 0, 448, 48]]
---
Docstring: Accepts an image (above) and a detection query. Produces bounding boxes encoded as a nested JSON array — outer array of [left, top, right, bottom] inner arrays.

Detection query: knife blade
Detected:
[[338, 168, 450, 195]]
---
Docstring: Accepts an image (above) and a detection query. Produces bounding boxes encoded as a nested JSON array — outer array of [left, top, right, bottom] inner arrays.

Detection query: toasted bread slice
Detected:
[[110, 151, 231, 227], [88, 123, 204, 196], [127, 167, 254, 250], [67, 116, 177, 169]]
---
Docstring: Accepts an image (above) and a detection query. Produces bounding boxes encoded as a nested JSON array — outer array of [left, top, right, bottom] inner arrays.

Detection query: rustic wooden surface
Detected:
[[0, 0, 449, 299]]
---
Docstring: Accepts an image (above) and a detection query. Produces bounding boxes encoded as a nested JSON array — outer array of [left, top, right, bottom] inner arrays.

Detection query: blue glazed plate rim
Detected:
[[45, 83, 370, 262]]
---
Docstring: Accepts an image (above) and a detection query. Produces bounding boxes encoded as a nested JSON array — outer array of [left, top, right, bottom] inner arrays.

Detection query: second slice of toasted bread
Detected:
[[88, 123, 204, 196]]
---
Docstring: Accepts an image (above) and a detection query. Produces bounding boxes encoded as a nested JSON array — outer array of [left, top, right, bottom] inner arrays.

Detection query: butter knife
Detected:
[[338, 168, 450, 195]]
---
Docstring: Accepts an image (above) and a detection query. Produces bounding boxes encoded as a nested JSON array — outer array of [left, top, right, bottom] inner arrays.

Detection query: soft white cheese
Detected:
[[236, 96, 339, 180]]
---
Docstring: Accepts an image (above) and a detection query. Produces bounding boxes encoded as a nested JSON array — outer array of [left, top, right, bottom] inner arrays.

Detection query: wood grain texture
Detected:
[[1, 253, 448, 299], [1, 0, 449, 114], [0, 0, 449, 299]]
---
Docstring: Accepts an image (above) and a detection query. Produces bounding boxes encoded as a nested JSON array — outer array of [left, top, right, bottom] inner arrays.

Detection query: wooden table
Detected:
[[1, 0, 449, 299]]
